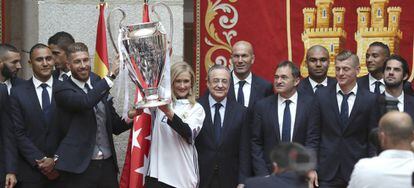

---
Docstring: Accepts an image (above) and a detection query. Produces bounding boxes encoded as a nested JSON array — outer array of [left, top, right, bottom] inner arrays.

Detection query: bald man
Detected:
[[229, 41, 273, 185], [348, 111, 414, 188], [297, 45, 336, 97]]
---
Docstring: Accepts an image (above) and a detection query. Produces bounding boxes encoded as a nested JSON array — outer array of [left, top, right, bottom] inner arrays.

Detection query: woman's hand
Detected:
[[159, 104, 174, 120]]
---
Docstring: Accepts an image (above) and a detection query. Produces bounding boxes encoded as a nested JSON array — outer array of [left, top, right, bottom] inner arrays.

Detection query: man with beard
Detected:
[[379, 55, 414, 118], [0, 44, 24, 94], [48, 32, 75, 81], [297, 45, 336, 97]]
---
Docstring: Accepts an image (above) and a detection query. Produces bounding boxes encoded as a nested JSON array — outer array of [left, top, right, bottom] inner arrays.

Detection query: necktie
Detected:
[[281, 100, 291, 142], [40, 83, 51, 124], [84, 83, 91, 93], [315, 84, 324, 92], [61, 74, 69, 81], [213, 103, 222, 144], [237, 80, 246, 106], [374, 81, 381, 94], [339, 91, 352, 128]]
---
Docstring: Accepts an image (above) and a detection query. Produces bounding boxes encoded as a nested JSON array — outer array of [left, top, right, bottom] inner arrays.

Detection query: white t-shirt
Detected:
[[148, 99, 206, 188]]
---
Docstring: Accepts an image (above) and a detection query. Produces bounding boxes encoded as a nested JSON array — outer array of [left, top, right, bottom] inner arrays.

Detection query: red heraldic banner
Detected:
[[1, 0, 5, 42], [194, 0, 414, 95]]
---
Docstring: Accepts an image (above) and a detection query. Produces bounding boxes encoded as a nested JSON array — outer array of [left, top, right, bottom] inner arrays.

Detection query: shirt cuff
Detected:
[[104, 76, 114, 88]]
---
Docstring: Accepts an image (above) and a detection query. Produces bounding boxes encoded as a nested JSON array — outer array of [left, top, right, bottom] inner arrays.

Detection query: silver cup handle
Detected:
[[107, 7, 127, 54], [151, 2, 174, 51]]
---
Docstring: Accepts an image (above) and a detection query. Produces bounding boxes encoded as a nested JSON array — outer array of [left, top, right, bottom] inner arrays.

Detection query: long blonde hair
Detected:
[[171, 62, 196, 105]]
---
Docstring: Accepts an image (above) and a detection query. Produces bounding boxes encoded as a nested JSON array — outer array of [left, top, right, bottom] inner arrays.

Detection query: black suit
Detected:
[[297, 77, 336, 97], [53, 73, 130, 187], [0, 84, 17, 187], [245, 172, 306, 188], [10, 78, 61, 187], [357, 74, 413, 95], [251, 93, 313, 176], [306, 84, 379, 186], [196, 95, 247, 188], [377, 93, 414, 118], [227, 73, 273, 183]]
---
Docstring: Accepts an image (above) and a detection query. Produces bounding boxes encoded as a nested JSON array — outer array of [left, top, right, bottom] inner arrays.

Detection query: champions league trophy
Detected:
[[108, 1, 173, 109]]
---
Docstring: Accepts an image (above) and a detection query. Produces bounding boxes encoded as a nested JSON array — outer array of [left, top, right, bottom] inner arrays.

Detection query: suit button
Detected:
[[214, 164, 219, 171]]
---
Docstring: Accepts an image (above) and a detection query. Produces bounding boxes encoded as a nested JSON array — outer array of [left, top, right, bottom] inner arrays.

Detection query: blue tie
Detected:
[[374, 81, 381, 94], [340, 91, 352, 128], [281, 100, 291, 142], [61, 74, 69, 81], [213, 103, 222, 144], [237, 81, 246, 106], [40, 83, 51, 124]]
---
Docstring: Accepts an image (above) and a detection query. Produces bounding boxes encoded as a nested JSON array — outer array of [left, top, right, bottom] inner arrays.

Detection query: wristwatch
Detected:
[[107, 72, 117, 80]]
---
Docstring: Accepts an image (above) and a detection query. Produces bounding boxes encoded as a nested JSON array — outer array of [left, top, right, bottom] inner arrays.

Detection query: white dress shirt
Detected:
[[33, 76, 53, 109], [2, 79, 12, 94], [232, 71, 252, 107], [384, 91, 404, 112], [70, 75, 114, 92], [348, 150, 414, 188], [336, 84, 358, 116], [277, 92, 298, 141], [58, 71, 71, 81], [368, 73, 385, 93], [308, 77, 328, 93], [209, 95, 226, 126]]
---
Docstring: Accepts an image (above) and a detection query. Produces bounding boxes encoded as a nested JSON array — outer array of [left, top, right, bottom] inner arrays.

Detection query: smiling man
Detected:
[[251, 61, 313, 177]]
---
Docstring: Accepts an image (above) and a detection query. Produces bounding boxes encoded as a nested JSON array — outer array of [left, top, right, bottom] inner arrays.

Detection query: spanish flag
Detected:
[[93, 3, 109, 78]]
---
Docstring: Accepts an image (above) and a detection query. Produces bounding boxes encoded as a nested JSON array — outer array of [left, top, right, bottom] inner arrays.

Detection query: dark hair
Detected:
[[207, 64, 230, 81], [270, 143, 311, 169], [276, 60, 300, 78], [47, 31, 75, 52], [306, 45, 329, 62], [0, 43, 19, 61], [369, 41, 390, 57], [66, 42, 89, 58], [383, 54, 409, 80], [29, 43, 49, 59]]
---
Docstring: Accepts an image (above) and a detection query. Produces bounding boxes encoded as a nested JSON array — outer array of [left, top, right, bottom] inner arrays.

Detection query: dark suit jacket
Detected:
[[377, 93, 414, 118], [52, 70, 60, 80], [9, 78, 61, 182], [227, 73, 273, 183], [245, 172, 306, 188], [0, 84, 16, 185], [297, 77, 336, 97], [53, 73, 131, 174], [306, 84, 379, 182], [357, 74, 413, 94], [251, 93, 313, 176], [196, 95, 247, 188]]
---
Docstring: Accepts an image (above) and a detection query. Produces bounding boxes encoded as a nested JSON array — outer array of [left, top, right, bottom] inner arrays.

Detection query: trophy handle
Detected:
[[151, 2, 174, 51], [107, 7, 127, 54]]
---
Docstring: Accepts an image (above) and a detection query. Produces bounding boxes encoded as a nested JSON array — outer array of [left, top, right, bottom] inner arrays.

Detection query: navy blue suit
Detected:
[[245, 172, 307, 188], [306, 84, 379, 185], [251, 93, 313, 176], [0, 84, 17, 187], [10, 78, 61, 185], [297, 77, 336, 97], [53, 74, 131, 174], [196, 95, 247, 188], [227, 73, 273, 183]]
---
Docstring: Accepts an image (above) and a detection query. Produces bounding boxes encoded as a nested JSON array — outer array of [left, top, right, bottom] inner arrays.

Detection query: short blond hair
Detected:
[[171, 62, 196, 105]]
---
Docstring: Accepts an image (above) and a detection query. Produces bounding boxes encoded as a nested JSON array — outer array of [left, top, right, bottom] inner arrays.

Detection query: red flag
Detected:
[[93, 3, 110, 78], [119, 1, 151, 188]]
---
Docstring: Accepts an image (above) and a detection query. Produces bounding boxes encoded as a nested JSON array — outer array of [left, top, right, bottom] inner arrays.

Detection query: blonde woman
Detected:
[[145, 62, 206, 188]]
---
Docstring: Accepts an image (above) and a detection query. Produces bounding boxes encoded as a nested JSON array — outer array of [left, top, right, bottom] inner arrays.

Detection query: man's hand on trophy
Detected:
[[128, 108, 143, 119], [108, 54, 120, 79]]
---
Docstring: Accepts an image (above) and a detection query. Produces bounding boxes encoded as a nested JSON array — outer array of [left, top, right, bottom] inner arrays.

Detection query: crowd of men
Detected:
[[0, 31, 413, 188]]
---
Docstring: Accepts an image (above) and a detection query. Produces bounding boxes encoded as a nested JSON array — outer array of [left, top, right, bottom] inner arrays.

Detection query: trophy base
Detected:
[[134, 98, 170, 109]]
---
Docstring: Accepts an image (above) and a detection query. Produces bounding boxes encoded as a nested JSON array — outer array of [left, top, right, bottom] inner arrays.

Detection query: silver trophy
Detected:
[[108, 2, 173, 109]]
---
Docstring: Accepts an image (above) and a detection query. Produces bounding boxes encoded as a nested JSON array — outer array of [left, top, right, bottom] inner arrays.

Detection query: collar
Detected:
[[3, 79, 11, 87], [308, 77, 328, 89], [336, 83, 358, 95], [278, 91, 298, 105], [384, 90, 404, 104], [208, 94, 227, 109], [60, 70, 71, 77], [368, 73, 384, 86], [32, 76, 53, 88], [379, 149, 414, 159], [232, 71, 252, 85], [70, 76, 92, 90]]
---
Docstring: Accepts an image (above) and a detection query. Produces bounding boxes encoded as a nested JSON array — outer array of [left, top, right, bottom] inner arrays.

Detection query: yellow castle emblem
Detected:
[[301, 0, 402, 77]]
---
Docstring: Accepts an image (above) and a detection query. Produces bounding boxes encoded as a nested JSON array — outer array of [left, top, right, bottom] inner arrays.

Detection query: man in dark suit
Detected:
[[251, 61, 313, 176], [53, 42, 131, 187], [229, 41, 273, 186], [10, 44, 61, 187], [297, 45, 336, 96], [0, 43, 24, 94], [48, 32, 75, 81], [196, 64, 247, 188], [245, 143, 312, 188], [1, 83, 17, 188], [307, 50, 379, 188]]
